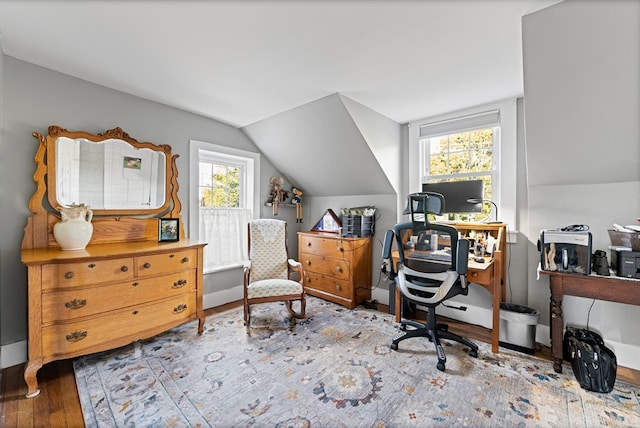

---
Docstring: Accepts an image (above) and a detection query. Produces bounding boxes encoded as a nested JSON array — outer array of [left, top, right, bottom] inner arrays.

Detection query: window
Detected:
[[408, 99, 517, 228], [420, 124, 497, 221], [189, 141, 260, 273]]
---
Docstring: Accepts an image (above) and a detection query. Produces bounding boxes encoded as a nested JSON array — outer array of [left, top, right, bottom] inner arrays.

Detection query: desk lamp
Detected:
[[467, 198, 499, 223]]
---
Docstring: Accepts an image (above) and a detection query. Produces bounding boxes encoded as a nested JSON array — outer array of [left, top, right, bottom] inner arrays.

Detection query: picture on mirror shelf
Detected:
[[159, 218, 180, 242]]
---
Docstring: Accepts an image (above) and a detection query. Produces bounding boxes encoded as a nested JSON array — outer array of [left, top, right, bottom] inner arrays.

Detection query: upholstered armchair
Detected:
[[243, 219, 306, 327]]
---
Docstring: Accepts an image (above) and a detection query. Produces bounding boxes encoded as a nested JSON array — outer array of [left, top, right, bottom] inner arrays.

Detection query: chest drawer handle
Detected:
[[173, 279, 187, 288], [337, 246, 343, 252], [121, 266, 129, 272], [65, 298, 86, 309], [132, 282, 139, 287], [335, 266, 342, 273], [143, 262, 151, 269], [132, 310, 139, 315], [173, 303, 188, 314], [306, 242, 311, 247], [66, 330, 87, 342], [88, 263, 96, 268], [181, 257, 190, 263], [169, 254, 175, 258], [335, 284, 342, 291], [305, 260, 311, 265], [64, 272, 74, 279], [306, 277, 311, 283]]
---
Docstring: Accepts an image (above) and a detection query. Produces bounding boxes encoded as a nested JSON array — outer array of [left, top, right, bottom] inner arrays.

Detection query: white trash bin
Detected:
[[499, 303, 540, 354]]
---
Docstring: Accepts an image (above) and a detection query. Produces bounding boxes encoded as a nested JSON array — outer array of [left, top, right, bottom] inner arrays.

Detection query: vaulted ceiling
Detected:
[[0, 0, 561, 128]]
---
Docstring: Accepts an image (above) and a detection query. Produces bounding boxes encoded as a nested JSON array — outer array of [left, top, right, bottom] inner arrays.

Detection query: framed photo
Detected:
[[159, 218, 180, 242]]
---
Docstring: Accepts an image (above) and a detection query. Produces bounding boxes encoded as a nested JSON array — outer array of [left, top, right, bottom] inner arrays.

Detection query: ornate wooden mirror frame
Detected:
[[22, 126, 183, 250]]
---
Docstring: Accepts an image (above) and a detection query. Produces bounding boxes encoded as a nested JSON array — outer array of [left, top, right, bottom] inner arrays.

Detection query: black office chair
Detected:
[[383, 192, 478, 371]]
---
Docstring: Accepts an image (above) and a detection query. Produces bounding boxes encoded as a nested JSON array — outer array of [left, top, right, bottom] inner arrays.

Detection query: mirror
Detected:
[[55, 137, 166, 210], [43, 126, 173, 215], [311, 209, 342, 233]]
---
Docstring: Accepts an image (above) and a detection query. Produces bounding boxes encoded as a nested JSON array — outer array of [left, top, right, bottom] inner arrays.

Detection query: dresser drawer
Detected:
[[304, 272, 353, 299], [299, 235, 353, 257], [42, 270, 197, 323], [136, 249, 197, 277], [300, 254, 350, 281], [42, 258, 134, 290], [42, 293, 196, 358]]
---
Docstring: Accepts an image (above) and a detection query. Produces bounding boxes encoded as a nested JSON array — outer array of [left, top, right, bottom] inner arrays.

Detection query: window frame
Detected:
[[408, 99, 517, 228], [189, 140, 260, 271]]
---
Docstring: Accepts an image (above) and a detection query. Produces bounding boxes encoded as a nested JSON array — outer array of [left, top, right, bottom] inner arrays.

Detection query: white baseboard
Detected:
[[203, 285, 244, 310], [371, 287, 390, 306], [1, 340, 27, 369]]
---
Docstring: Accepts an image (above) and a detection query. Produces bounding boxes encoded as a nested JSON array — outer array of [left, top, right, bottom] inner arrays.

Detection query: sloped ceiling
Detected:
[[0, 1, 562, 128], [243, 93, 398, 197]]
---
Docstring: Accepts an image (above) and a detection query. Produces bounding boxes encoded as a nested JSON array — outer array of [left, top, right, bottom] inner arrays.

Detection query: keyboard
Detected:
[[410, 251, 451, 262]]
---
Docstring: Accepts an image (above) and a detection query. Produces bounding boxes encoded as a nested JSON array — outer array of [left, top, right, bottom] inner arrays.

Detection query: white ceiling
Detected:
[[0, 0, 561, 128]]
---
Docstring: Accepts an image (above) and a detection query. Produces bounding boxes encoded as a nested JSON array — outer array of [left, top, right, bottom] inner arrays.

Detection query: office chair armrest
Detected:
[[396, 263, 461, 305], [456, 238, 469, 275]]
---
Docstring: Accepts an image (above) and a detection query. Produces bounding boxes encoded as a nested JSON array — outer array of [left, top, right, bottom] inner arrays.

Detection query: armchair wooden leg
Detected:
[[285, 298, 306, 319]]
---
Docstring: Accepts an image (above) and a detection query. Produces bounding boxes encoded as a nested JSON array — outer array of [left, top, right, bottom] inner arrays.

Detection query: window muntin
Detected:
[[421, 127, 497, 222], [199, 161, 242, 208]]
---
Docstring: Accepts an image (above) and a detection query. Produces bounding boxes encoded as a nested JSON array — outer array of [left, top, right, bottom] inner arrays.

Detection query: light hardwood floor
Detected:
[[2, 301, 638, 427]]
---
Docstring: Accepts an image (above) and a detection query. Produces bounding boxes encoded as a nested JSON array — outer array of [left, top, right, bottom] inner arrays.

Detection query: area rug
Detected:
[[74, 297, 640, 427]]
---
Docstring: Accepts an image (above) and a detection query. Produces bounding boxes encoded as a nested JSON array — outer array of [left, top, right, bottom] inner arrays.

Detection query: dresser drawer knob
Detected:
[[182, 257, 190, 263], [143, 262, 151, 269], [306, 242, 311, 247], [335, 284, 342, 291], [66, 330, 87, 342], [132, 282, 139, 287], [88, 263, 96, 268], [306, 277, 311, 283], [337, 246, 343, 252], [169, 254, 175, 258], [173, 279, 187, 288], [305, 260, 311, 265], [121, 266, 129, 272], [65, 298, 86, 309], [335, 266, 342, 273], [173, 303, 188, 314], [132, 310, 139, 315], [64, 272, 74, 279]]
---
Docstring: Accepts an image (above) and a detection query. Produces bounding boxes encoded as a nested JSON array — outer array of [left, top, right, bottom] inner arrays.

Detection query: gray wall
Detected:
[[0, 57, 283, 367], [523, 0, 640, 370]]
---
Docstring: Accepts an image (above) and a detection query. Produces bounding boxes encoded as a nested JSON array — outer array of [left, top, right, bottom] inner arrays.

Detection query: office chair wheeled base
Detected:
[[390, 311, 479, 372]]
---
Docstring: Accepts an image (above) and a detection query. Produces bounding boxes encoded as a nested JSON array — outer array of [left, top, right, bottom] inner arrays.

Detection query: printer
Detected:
[[539, 229, 592, 275]]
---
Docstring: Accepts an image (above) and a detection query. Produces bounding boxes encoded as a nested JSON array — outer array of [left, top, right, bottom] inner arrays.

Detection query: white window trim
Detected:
[[189, 140, 260, 265], [408, 98, 517, 229]]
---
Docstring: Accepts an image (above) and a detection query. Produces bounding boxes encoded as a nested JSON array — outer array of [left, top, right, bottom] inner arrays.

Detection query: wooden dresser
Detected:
[[20, 126, 206, 398], [298, 231, 372, 309]]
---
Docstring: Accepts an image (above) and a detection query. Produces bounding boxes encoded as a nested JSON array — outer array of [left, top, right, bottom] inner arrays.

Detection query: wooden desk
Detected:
[[541, 271, 640, 373]]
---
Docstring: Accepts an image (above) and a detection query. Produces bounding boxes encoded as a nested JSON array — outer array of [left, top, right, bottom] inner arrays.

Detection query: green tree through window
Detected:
[[199, 162, 241, 208], [423, 128, 495, 221]]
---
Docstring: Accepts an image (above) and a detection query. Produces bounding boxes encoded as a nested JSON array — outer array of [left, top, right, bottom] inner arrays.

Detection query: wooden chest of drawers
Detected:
[[298, 232, 372, 309], [21, 240, 205, 397]]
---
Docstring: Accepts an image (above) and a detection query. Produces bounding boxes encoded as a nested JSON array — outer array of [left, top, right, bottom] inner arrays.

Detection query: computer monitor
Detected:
[[422, 180, 483, 214]]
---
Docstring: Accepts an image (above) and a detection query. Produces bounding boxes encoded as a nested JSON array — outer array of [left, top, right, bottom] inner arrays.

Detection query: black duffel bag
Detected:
[[564, 326, 617, 393]]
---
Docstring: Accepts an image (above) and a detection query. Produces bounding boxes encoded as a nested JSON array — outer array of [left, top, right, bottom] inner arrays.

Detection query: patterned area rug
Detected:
[[74, 297, 640, 427]]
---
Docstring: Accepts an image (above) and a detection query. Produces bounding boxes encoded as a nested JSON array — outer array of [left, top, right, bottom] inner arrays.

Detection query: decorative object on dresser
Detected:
[[298, 209, 372, 309], [20, 126, 206, 398], [52, 203, 94, 250]]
